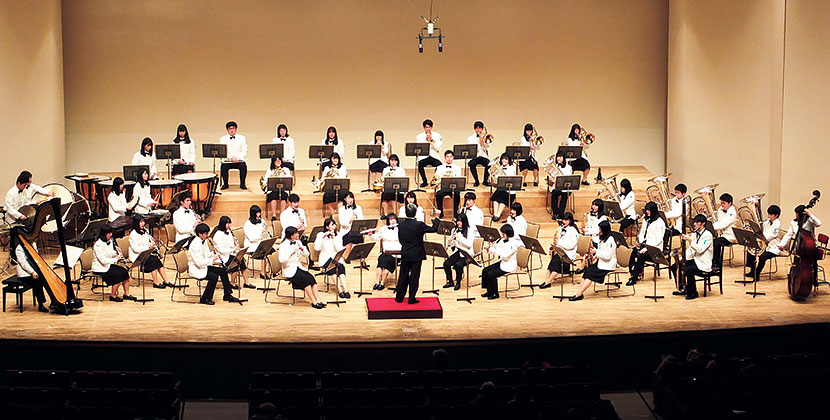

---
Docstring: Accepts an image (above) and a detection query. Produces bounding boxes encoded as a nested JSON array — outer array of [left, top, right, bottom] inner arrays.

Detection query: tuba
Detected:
[[488, 164, 505, 180], [691, 184, 720, 222], [479, 126, 494, 156], [596, 173, 620, 203], [737, 193, 767, 251], [645, 173, 673, 212]]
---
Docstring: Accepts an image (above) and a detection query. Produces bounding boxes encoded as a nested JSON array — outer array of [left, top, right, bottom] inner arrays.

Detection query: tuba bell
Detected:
[[691, 184, 720, 222], [596, 173, 620, 203], [645, 173, 673, 212]]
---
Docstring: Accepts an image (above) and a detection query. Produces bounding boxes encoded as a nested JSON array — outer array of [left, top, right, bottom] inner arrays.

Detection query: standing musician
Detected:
[[371, 213, 401, 290], [368, 130, 390, 185], [433, 150, 463, 218], [213, 215, 254, 289], [107, 177, 132, 222], [566, 123, 592, 186], [131, 137, 158, 179], [549, 151, 573, 220], [243, 205, 271, 255], [467, 121, 492, 187], [570, 221, 616, 301], [540, 213, 579, 289], [315, 218, 350, 299], [779, 204, 822, 280], [416, 119, 443, 188], [507, 202, 528, 237], [271, 124, 296, 171], [172, 124, 196, 175], [279, 226, 325, 309], [663, 183, 688, 235], [742, 205, 781, 281], [280, 193, 308, 240], [379, 154, 406, 218], [481, 224, 521, 300], [395, 204, 441, 304], [459, 192, 485, 237], [712, 193, 737, 264], [92, 225, 134, 302], [399, 191, 426, 222], [187, 223, 241, 305], [338, 191, 366, 267], [442, 214, 475, 290], [130, 168, 160, 215], [617, 179, 637, 233], [627, 202, 666, 286], [321, 152, 349, 216], [263, 155, 291, 217], [5, 170, 53, 225], [128, 215, 171, 288], [519, 123, 541, 187], [490, 153, 518, 222], [672, 214, 713, 300], [173, 194, 200, 243], [320, 126, 345, 173], [219, 121, 248, 190], [14, 241, 49, 312]]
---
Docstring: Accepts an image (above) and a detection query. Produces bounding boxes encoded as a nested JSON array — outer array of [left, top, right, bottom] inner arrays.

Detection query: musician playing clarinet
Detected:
[[92, 225, 134, 302], [187, 223, 240, 305], [128, 215, 171, 288]]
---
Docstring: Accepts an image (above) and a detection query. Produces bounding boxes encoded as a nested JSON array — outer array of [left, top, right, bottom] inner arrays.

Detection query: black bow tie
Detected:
[[184, 209, 191, 213], [446, 165, 452, 168], [509, 216, 516, 221], [292, 209, 299, 214], [18, 189, 24, 194], [345, 205, 355, 209], [230, 136, 235, 140], [502, 239, 509, 243], [290, 241, 296, 245], [388, 226, 396, 230]]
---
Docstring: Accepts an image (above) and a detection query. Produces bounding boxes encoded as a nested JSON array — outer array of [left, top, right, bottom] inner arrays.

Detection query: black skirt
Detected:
[[381, 191, 406, 203], [140, 254, 163, 273], [582, 263, 610, 283], [323, 190, 350, 204], [377, 253, 398, 273], [519, 158, 538, 171], [369, 160, 389, 173], [547, 254, 572, 274], [266, 190, 289, 202], [321, 258, 346, 276], [491, 190, 512, 205], [289, 269, 316, 290], [342, 232, 364, 246], [172, 164, 195, 175], [96, 265, 129, 286], [224, 255, 247, 274], [571, 157, 590, 172]]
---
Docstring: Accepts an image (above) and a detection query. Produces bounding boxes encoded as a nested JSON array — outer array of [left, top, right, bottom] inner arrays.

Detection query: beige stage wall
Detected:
[[0, 0, 65, 186], [61, 0, 669, 176]]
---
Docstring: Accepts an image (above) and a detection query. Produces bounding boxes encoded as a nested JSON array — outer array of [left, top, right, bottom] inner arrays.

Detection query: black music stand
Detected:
[[259, 143, 284, 160], [383, 177, 409, 214], [457, 250, 480, 304], [557, 145, 583, 160], [67, 218, 108, 248], [227, 248, 249, 304], [322, 248, 348, 306], [603, 201, 625, 221], [610, 231, 629, 248], [156, 144, 180, 180], [437, 220, 455, 248], [549, 245, 577, 301], [405, 142, 429, 192], [495, 176, 523, 211], [348, 242, 376, 297], [322, 178, 350, 216], [309, 145, 334, 176], [250, 238, 279, 292], [644, 244, 669, 301], [506, 145, 530, 174], [439, 176, 466, 217], [519, 235, 547, 292], [123, 165, 150, 183], [553, 175, 583, 215], [267, 177, 293, 202], [453, 144, 478, 188], [129, 249, 154, 305], [202, 144, 227, 176], [476, 225, 501, 243], [423, 241, 449, 295], [349, 219, 378, 272], [734, 228, 765, 297], [357, 144, 383, 192], [306, 226, 325, 244]]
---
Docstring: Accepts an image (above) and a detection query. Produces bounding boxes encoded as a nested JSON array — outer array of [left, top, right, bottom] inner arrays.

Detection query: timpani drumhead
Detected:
[[174, 172, 217, 203]]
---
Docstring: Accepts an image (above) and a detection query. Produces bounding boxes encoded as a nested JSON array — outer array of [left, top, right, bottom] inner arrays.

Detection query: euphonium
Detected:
[[530, 128, 544, 146], [488, 164, 505, 180], [479, 126, 494, 156], [645, 173, 673, 212], [372, 171, 392, 192], [310, 166, 339, 192], [691, 184, 720, 223]]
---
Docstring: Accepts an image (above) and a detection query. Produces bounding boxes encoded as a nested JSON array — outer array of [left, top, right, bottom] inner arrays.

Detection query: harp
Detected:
[[11, 197, 83, 315]]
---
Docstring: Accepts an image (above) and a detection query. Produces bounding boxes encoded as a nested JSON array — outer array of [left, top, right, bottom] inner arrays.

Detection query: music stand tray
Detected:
[[250, 238, 279, 260], [557, 145, 583, 160], [439, 176, 466, 192], [555, 175, 582, 191], [323, 178, 350, 195], [259, 144, 284, 160], [495, 176, 523, 192], [610, 231, 629, 248], [733, 228, 766, 296], [306, 226, 325, 243], [202, 144, 228, 174], [308, 145, 334, 160], [603, 201, 624, 221], [67, 218, 108, 247], [476, 225, 501, 243], [267, 177, 294, 193], [348, 242, 377, 296], [423, 241, 450, 295], [506, 145, 530, 162], [548, 244, 577, 301], [323, 248, 348, 306], [383, 177, 409, 194], [156, 144, 181, 160], [123, 165, 150, 182], [226, 248, 250, 303], [436, 220, 455, 236], [453, 144, 477, 160], [349, 219, 379, 237], [405, 142, 430, 191]]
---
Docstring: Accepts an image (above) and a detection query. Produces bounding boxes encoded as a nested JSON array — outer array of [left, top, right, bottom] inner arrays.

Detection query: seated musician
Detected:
[[540, 213, 579, 289], [627, 201, 666, 286], [280, 226, 325, 309], [130, 168, 160, 215], [671, 214, 714, 300], [5, 170, 53, 225], [442, 214, 475, 290], [617, 179, 637, 233], [548, 151, 573, 220], [379, 154, 406, 219], [490, 153, 517, 222], [92, 225, 134, 302], [433, 150, 463, 218], [320, 126, 345, 173], [481, 224, 521, 300], [14, 241, 49, 312], [467, 121, 491, 187], [398, 191, 426, 222], [570, 221, 616, 301], [263, 155, 291, 218], [712, 193, 737, 264], [371, 213, 401, 290], [213, 215, 253, 289], [187, 223, 240, 305], [107, 177, 132, 222], [173, 194, 200, 243], [519, 123, 540, 187], [369, 130, 390, 185], [744, 205, 781, 281], [321, 152, 349, 216], [131, 137, 158, 179], [128, 215, 170, 288], [315, 218, 350, 299], [243, 205, 271, 255], [507, 202, 528, 237], [279, 193, 308, 240], [271, 124, 295, 171], [416, 119, 443, 188], [581, 199, 608, 248], [459, 192, 484, 237], [219, 121, 248, 190], [338, 191, 365, 266], [566, 123, 592, 186], [172, 124, 196, 175], [779, 204, 823, 280]]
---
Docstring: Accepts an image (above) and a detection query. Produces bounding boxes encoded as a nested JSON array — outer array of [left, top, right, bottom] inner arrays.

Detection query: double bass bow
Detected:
[[787, 190, 820, 301]]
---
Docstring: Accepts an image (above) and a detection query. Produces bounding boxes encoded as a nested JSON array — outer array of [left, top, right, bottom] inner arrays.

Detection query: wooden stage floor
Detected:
[[1, 165, 828, 345]]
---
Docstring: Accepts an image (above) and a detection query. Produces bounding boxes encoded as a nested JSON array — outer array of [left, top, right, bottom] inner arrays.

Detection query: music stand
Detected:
[[267, 177, 293, 202], [519, 235, 547, 292], [348, 218, 378, 271], [495, 175, 523, 210], [129, 249, 154, 305], [156, 144, 181, 179], [259, 144, 284, 160], [603, 201, 625, 221], [644, 244, 669, 301], [123, 165, 150, 182], [457, 250, 480, 304], [405, 142, 429, 192], [439, 176, 466, 217], [249, 237, 278, 290], [436, 220, 455, 247], [322, 178, 349, 212], [557, 145, 583, 160], [423, 241, 449, 295], [555, 175, 582, 192], [306, 226, 325, 243], [202, 144, 228, 175], [734, 228, 765, 297], [226, 248, 249, 303], [506, 145, 530, 174], [348, 242, 376, 297], [610, 231, 629, 248], [384, 177, 409, 214], [356, 144, 383, 192], [548, 245, 577, 301], [67, 218, 108, 248], [309, 145, 334, 176], [322, 248, 348, 306], [453, 144, 478, 188], [476, 225, 501, 243]]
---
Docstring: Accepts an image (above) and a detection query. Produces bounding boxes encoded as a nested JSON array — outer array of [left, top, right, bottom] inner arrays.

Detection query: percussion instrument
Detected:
[[39, 183, 91, 239], [65, 174, 110, 216], [95, 179, 136, 216], [173, 172, 219, 215], [149, 179, 184, 208]]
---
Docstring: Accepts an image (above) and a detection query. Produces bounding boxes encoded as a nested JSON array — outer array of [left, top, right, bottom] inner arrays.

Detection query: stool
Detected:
[[3, 275, 35, 313]]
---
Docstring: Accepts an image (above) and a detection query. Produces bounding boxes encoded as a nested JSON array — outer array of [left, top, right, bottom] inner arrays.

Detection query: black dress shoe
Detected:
[[672, 290, 686, 296], [581, 181, 590, 186], [223, 295, 240, 303], [231, 284, 240, 290], [165, 282, 176, 288], [344, 292, 351, 299], [240, 185, 247, 190], [408, 299, 420, 304], [443, 282, 454, 289], [271, 216, 277, 221], [488, 293, 499, 300], [109, 296, 123, 302], [153, 283, 167, 289], [481, 292, 490, 298], [538, 283, 551, 289], [220, 185, 229, 190], [376, 284, 384, 291], [395, 298, 404, 303], [420, 182, 428, 188], [575, 268, 585, 275], [473, 181, 480, 187], [522, 182, 527, 187], [313, 302, 324, 309], [685, 293, 699, 300], [122, 295, 137, 301], [454, 282, 461, 291], [625, 278, 638, 286], [199, 299, 215, 305], [483, 181, 491, 187], [380, 215, 387, 220], [533, 181, 539, 186], [568, 294, 584, 301], [339, 292, 346, 298], [372, 283, 379, 290], [744, 271, 755, 278], [243, 283, 256, 289], [38, 305, 50, 313], [491, 216, 499, 222]]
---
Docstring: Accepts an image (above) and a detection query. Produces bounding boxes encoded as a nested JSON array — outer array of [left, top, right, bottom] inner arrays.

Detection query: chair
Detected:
[[79, 248, 105, 300], [160, 223, 179, 269], [594, 246, 635, 297], [572, 236, 593, 282], [643, 235, 675, 282], [263, 251, 305, 305], [2, 275, 35, 312], [501, 247, 534, 299], [815, 233, 828, 288], [170, 250, 200, 303], [271, 219, 283, 239], [526, 223, 541, 239], [690, 249, 724, 296]]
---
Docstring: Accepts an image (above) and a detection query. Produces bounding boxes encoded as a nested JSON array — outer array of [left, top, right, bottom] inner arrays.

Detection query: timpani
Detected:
[[173, 172, 219, 215], [149, 179, 184, 208]]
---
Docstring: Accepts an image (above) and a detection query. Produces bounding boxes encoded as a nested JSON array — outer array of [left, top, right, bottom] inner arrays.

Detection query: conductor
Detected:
[[396, 203, 441, 304]]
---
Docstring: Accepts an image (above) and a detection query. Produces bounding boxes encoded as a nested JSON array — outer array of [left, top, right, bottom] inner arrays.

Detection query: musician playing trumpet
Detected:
[[93, 225, 134, 302], [491, 153, 517, 222], [539, 213, 579, 289], [519, 123, 541, 187], [129, 215, 171, 289], [417, 119, 443, 188], [263, 155, 291, 217], [214, 215, 254, 289], [566, 123, 591, 186], [548, 152, 573, 220], [379, 154, 406, 218], [433, 150, 463, 218], [315, 218, 351, 299], [442, 214, 475, 290], [627, 202, 666, 286], [466, 121, 492, 187]]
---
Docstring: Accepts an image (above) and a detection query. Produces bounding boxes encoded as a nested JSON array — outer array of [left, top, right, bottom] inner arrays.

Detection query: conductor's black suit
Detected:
[[396, 217, 440, 303]]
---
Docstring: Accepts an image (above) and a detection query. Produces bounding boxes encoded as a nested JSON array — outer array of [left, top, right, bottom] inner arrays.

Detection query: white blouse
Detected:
[[338, 204, 364, 236], [130, 182, 154, 214], [371, 225, 401, 254], [638, 217, 666, 249], [369, 142, 390, 165], [213, 229, 238, 261], [519, 136, 539, 159], [415, 131, 443, 161], [278, 239, 309, 278], [132, 151, 158, 177], [596, 236, 617, 271], [507, 215, 528, 237], [712, 205, 738, 242], [107, 191, 129, 222], [174, 139, 196, 165], [492, 238, 521, 273], [243, 219, 268, 253], [321, 164, 348, 179], [173, 207, 199, 243], [493, 164, 518, 196], [92, 238, 120, 273], [619, 191, 636, 219], [450, 227, 475, 255], [128, 229, 154, 262], [262, 167, 291, 193], [556, 225, 580, 261], [187, 237, 214, 279], [321, 138, 345, 159], [271, 136, 296, 163], [467, 133, 490, 159], [314, 230, 345, 265]]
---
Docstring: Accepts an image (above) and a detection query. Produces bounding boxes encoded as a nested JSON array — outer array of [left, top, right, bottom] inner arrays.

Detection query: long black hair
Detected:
[[404, 191, 419, 206], [98, 225, 113, 242], [136, 168, 150, 188], [644, 201, 660, 223], [112, 177, 124, 196], [140, 137, 154, 156], [330, 152, 343, 168], [217, 215, 232, 232], [523, 123, 534, 140], [131, 214, 146, 234], [325, 126, 339, 145], [620, 179, 632, 196], [269, 155, 283, 170], [174, 124, 191, 144], [277, 124, 289, 138], [561, 212, 577, 232], [568, 123, 582, 140], [598, 220, 612, 242], [249, 205, 262, 224], [455, 213, 470, 237], [374, 130, 385, 145], [591, 198, 605, 217], [341, 191, 356, 209]]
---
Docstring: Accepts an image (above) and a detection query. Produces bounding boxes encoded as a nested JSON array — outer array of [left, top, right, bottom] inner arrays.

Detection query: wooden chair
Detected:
[[80, 248, 105, 301], [594, 246, 635, 297], [161, 223, 179, 269], [501, 247, 534, 299], [263, 251, 305, 305], [526, 223, 541, 239], [170, 250, 200, 303]]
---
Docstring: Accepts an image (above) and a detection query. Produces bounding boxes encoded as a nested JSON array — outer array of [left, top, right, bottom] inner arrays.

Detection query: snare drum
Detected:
[[174, 172, 218, 214], [149, 179, 184, 208]]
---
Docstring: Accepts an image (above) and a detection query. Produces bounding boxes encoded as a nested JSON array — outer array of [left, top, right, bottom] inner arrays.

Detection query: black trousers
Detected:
[[17, 275, 46, 305], [417, 156, 442, 185], [220, 161, 247, 187], [443, 251, 467, 284], [435, 189, 461, 217], [713, 237, 731, 266], [468, 157, 490, 183], [481, 263, 507, 295], [629, 248, 654, 278], [746, 251, 776, 276], [619, 218, 636, 233], [172, 164, 194, 175], [683, 260, 704, 296], [396, 259, 422, 301], [201, 266, 233, 301], [550, 189, 568, 218]]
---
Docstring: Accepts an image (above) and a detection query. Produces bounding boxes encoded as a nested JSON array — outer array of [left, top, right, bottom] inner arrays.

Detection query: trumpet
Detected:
[[426, 131, 435, 144]]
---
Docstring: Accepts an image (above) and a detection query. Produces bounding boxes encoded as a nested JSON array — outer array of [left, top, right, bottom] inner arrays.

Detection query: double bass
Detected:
[[787, 190, 820, 301]]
